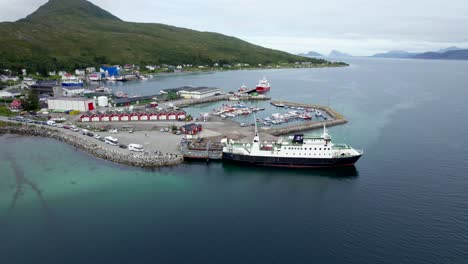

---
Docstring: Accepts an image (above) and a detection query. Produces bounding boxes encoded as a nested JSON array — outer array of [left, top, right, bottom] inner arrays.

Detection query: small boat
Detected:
[[238, 84, 248, 92], [271, 102, 285, 107]]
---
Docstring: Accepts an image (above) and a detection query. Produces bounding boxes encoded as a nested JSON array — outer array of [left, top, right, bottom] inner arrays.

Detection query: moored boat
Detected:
[[256, 77, 270, 92], [221, 121, 363, 168]]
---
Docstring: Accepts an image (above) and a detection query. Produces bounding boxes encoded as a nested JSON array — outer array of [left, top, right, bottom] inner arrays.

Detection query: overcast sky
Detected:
[[1, 0, 468, 55]]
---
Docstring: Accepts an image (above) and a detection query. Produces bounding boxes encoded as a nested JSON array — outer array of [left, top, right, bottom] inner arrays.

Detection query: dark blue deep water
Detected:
[[1, 58, 468, 263]]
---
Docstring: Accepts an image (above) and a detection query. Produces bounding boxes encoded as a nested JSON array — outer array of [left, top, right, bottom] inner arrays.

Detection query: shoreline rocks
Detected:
[[0, 123, 184, 168]]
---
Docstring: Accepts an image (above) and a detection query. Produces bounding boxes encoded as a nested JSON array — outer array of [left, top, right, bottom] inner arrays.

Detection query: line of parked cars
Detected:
[[9, 117, 144, 152]]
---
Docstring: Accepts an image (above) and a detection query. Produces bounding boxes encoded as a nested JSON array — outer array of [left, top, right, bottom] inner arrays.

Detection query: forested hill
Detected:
[[0, 0, 328, 73]]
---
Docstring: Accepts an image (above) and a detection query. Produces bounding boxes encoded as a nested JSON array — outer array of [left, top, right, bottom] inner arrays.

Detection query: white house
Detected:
[[75, 69, 86, 76]]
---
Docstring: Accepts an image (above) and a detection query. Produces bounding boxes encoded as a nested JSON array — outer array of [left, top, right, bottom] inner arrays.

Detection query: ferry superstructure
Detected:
[[221, 122, 363, 168]]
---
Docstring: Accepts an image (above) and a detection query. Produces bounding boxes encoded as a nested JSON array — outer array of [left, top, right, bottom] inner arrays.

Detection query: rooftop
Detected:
[[48, 97, 93, 101], [113, 95, 155, 104], [161, 86, 220, 94]]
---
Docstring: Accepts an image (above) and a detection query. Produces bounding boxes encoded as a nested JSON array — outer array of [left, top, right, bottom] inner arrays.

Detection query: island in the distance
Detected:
[[372, 46, 468, 60]]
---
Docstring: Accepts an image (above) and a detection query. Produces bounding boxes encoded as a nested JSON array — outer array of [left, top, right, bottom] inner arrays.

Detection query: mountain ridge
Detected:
[[298, 51, 323, 57], [372, 47, 468, 60], [0, 0, 329, 73]]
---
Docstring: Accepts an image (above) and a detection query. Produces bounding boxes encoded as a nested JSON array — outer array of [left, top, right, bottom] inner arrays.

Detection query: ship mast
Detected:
[[253, 113, 260, 143]]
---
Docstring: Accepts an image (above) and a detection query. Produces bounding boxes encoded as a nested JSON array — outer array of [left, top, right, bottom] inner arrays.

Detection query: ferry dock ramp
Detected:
[[180, 137, 223, 160]]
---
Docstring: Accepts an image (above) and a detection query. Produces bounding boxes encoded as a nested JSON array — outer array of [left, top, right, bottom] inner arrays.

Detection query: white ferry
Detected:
[[221, 123, 363, 168]]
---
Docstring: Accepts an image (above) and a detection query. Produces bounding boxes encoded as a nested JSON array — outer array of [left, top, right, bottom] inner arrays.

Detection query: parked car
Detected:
[[93, 134, 101, 139], [129, 144, 144, 152], [63, 125, 70, 129], [86, 132, 94, 137], [71, 127, 79, 132], [109, 129, 118, 134], [119, 144, 128, 149]]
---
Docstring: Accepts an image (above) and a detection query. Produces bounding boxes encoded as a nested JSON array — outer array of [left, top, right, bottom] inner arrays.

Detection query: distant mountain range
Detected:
[[298, 51, 323, 57], [299, 50, 352, 58], [372, 47, 468, 60]]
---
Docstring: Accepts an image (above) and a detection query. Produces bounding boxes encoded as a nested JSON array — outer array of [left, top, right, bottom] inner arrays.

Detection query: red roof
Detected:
[[10, 100, 22, 107]]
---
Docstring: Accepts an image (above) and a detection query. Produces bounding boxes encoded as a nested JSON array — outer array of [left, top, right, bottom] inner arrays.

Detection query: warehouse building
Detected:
[[47, 97, 95, 112], [161, 86, 221, 99], [30, 81, 63, 97]]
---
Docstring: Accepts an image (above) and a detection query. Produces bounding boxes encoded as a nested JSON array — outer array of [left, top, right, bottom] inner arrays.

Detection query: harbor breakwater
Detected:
[[0, 122, 183, 168], [265, 101, 348, 136]]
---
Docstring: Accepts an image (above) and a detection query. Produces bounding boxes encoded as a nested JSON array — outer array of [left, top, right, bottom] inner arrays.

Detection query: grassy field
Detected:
[[0, 105, 16, 117]]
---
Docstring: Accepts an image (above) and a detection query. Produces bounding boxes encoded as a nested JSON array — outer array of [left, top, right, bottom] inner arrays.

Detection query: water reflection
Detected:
[[182, 160, 359, 179]]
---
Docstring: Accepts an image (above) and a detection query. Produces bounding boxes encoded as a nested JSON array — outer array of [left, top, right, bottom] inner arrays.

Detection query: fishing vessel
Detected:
[[221, 121, 363, 168], [256, 77, 270, 92]]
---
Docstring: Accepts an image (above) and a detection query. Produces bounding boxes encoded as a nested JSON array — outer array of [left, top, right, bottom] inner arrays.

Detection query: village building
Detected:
[[86, 67, 96, 74], [80, 112, 91, 122], [0, 89, 22, 98], [48, 97, 95, 112], [75, 69, 86, 76], [113, 95, 155, 107], [181, 123, 203, 135], [9, 99, 23, 111], [160, 86, 221, 99], [30, 81, 63, 97]]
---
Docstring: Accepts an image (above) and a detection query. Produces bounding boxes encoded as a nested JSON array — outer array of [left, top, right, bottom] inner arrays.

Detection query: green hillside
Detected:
[[0, 0, 330, 73]]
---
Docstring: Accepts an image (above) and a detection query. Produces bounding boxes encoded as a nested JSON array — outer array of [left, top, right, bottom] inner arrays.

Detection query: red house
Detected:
[[101, 113, 110, 122], [181, 123, 202, 135], [139, 112, 149, 121], [149, 112, 159, 121], [120, 112, 130, 121], [158, 112, 167, 121], [168, 112, 178, 120], [130, 112, 140, 121], [9, 100, 22, 111], [177, 111, 187, 120], [80, 113, 91, 122], [91, 112, 102, 122], [110, 112, 120, 122]]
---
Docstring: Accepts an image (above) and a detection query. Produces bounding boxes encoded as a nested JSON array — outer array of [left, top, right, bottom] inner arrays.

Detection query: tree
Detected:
[[21, 90, 39, 111], [166, 91, 179, 101]]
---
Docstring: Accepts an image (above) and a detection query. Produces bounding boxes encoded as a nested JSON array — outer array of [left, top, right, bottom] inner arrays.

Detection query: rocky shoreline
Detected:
[[0, 123, 184, 168]]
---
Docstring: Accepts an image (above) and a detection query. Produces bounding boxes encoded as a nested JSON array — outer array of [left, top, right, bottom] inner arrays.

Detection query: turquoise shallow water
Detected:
[[1, 58, 468, 264]]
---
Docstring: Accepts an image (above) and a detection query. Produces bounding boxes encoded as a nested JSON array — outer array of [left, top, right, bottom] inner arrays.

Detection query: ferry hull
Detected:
[[256, 86, 270, 92], [222, 152, 362, 168]]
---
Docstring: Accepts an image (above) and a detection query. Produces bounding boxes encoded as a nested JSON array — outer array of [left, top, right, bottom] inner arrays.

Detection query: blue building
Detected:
[[100, 66, 120, 77]]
